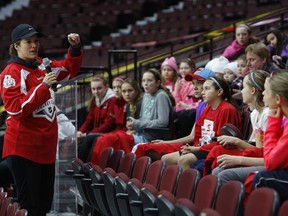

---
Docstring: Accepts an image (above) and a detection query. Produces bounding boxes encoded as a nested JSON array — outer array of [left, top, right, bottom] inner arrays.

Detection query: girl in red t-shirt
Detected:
[[160, 76, 242, 170]]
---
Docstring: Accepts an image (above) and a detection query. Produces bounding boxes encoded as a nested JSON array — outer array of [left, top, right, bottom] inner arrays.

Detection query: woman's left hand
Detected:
[[126, 117, 135, 130], [67, 33, 81, 46], [217, 135, 239, 149], [217, 154, 242, 169], [269, 107, 283, 118], [232, 89, 242, 100]]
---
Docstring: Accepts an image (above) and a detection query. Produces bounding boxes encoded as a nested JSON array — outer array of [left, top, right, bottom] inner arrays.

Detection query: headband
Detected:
[[113, 77, 124, 82], [249, 72, 263, 91], [237, 24, 251, 34], [209, 77, 222, 89]]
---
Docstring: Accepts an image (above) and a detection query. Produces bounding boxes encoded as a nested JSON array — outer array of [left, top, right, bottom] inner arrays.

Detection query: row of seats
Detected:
[[0, 0, 285, 70], [0, 187, 28, 216], [68, 147, 288, 216]]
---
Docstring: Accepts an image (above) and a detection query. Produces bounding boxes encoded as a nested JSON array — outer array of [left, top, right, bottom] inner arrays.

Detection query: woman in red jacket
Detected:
[[89, 78, 142, 164], [253, 71, 288, 202], [77, 75, 117, 162], [0, 24, 83, 215], [111, 77, 127, 131]]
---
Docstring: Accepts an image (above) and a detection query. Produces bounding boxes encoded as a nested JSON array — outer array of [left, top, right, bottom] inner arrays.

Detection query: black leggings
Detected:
[[0, 160, 13, 190], [77, 133, 102, 162], [6, 156, 55, 216]]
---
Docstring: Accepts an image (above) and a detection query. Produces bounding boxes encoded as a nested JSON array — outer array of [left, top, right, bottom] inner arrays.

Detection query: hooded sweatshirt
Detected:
[[0, 48, 83, 164], [79, 88, 116, 133]]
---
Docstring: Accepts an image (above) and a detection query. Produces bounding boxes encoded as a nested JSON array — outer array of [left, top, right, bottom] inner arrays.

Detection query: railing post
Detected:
[[209, 37, 214, 60], [108, 50, 138, 81], [280, 13, 284, 30], [108, 51, 112, 86]]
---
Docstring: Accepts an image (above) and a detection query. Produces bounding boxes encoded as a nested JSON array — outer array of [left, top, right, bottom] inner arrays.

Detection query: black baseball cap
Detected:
[[11, 24, 43, 43]]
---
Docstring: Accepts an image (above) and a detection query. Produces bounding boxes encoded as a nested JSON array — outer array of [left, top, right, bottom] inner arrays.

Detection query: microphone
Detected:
[[42, 57, 57, 92]]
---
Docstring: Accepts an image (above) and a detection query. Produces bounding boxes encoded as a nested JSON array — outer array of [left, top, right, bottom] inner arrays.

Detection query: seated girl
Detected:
[[252, 71, 288, 202], [111, 77, 127, 131], [90, 68, 174, 164], [77, 75, 117, 162], [89, 78, 142, 163], [173, 58, 199, 137], [223, 24, 258, 61], [265, 29, 288, 69], [135, 75, 242, 171], [134, 67, 215, 160], [210, 70, 269, 182], [161, 57, 178, 92], [173, 58, 198, 111]]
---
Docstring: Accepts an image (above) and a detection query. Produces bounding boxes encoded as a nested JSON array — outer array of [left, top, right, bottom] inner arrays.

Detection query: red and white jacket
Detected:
[[264, 116, 288, 170], [78, 88, 117, 134], [0, 49, 83, 164]]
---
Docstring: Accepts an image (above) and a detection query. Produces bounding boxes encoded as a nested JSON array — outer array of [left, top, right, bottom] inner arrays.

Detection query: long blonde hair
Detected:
[[268, 71, 288, 102], [87, 75, 109, 111]]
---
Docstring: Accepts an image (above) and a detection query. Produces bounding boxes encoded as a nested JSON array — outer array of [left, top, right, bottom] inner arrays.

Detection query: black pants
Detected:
[[174, 109, 196, 138], [77, 133, 102, 162], [0, 160, 13, 190], [6, 155, 55, 216], [253, 169, 288, 202]]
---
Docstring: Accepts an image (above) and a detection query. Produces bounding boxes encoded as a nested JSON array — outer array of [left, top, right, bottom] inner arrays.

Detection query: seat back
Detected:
[[106, 149, 125, 171], [131, 156, 151, 182], [101, 153, 136, 216], [155, 169, 200, 216], [175, 168, 200, 200], [71, 158, 91, 205], [114, 156, 151, 216], [72, 157, 84, 173], [200, 208, 221, 216], [220, 123, 243, 139], [193, 175, 219, 212], [127, 160, 166, 204], [7, 202, 19, 216], [143, 107, 175, 140], [117, 152, 136, 178], [241, 109, 252, 140], [158, 165, 182, 194], [278, 200, 288, 216], [174, 198, 197, 216], [214, 181, 244, 216], [0, 191, 7, 206], [90, 148, 124, 182], [0, 196, 13, 216], [245, 187, 280, 216], [144, 160, 166, 188], [98, 147, 114, 169], [15, 209, 28, 216]]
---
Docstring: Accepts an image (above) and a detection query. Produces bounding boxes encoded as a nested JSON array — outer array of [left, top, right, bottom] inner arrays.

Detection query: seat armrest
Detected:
[[116, 193, 129, 200], [144, 207, 159, 215]]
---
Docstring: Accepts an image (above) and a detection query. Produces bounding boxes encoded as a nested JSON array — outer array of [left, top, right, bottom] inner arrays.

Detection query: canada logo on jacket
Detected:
[[33, 90, 56, 122]]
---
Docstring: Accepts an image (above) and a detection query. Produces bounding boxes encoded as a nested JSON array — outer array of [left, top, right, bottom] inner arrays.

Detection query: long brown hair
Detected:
[[208, 76, 239, 110], [268, 71, 288, 102], [144, 68, 176, 106], [122, 78, 142, 118], [122, 78, 142, 104]]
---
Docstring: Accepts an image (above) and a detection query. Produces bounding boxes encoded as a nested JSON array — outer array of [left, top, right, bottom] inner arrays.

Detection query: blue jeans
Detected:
[[133, 134, 149, 145]]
